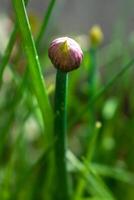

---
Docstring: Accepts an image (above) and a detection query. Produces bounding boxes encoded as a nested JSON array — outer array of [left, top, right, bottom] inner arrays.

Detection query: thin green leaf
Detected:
[[12, 0, 53, 140]]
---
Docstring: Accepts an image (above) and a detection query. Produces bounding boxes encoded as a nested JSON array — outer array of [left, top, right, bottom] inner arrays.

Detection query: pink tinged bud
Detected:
[[48, 37, 83, 72]]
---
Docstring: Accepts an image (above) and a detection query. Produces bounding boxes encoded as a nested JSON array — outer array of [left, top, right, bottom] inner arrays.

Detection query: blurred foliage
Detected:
[[0, 0, 134, 199]]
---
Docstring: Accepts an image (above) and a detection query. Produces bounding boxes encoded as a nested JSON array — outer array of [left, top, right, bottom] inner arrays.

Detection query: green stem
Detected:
[[54, 70, 70, 200], [88, 47, 97, 99], [88, 47, 97, 125]]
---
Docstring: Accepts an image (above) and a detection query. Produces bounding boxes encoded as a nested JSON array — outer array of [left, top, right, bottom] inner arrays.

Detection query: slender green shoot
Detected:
[[74, 122, 101, 200], [54, 70, 70, 200], [88, 47, 97, 100]]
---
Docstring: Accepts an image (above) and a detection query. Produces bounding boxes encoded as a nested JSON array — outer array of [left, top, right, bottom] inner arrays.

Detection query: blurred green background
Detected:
[[0, 0, 134, 200]]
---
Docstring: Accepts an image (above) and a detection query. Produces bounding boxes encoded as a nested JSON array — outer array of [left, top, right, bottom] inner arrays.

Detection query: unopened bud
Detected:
[[48, 37, 83, 72], [89, 25, 104, 47]]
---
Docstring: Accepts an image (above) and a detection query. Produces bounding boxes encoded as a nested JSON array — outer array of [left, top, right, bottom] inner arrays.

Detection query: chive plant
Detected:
[[48, 37, 83, 200], [74, 25, 104, 199], [1, 1, 134, 199], [88, 25, 103, 116]]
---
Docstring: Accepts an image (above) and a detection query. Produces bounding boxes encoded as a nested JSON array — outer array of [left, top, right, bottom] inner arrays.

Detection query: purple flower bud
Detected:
[[48, 37, 83, 72]]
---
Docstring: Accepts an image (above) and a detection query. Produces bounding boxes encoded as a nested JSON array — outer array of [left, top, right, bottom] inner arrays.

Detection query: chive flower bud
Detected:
[[89, 25, 104, 47], [48, 37, 83, 72]]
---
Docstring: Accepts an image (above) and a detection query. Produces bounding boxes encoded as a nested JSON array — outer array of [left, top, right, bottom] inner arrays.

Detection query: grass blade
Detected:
[[36, 0, 56, 47], [12, 0, 53, 140], [67, 151, 115, 200], [0, 25, 17, 86]]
